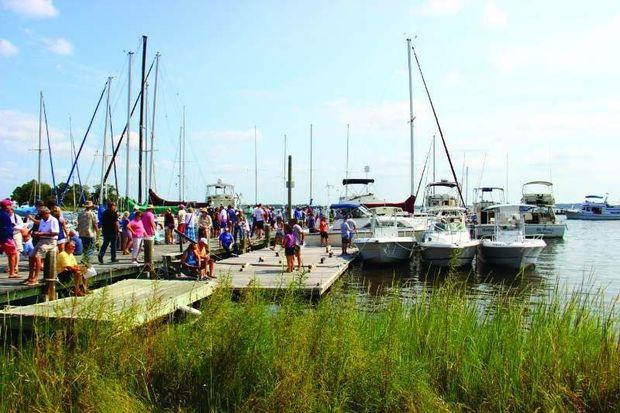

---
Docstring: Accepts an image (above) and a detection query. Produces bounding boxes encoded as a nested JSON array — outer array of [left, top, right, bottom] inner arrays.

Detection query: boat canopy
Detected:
[[427, 180, 458, 188], [585, 195, 604, 199], [523, 180, 553, 187], [330, 202, 362, 210], [478, 187, 504, 192], [342, 178, 374, 185], [483, 204, 535, 212]]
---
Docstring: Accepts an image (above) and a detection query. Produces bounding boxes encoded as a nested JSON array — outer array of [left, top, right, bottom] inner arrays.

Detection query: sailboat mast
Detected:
[[99, 77, 112, 204], [37, 91, 43, 201], [138, 35, 147, 204], [283, 134, 287, 200], [406, 38, 415, 197], [345, 123, 350, 198], [125, 51, 133, 202], [69, 115, 76, 208], [177, 123, 183, 200], [144, 82, 149, 193], [309, 123, 313, 204], [432, 134, 436, 195], [182, 106, 186, 200], [254, 125, 258, 204], [148, 52, 160, 194]]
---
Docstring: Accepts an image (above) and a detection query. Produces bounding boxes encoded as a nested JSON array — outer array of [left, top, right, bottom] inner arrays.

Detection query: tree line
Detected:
[[10, 180, 119, 207]]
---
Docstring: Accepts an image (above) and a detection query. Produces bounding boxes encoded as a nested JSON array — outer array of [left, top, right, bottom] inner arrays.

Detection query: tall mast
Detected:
[[138, 35, 147, 204], [406, 38, 415, 197], [69, 115, 76, 208], [99, 77, 112, 204], [254, 125, 258, 204], [182, 106, 186, 200], [148, 52, 160, 194], [37, 91, 43, 201], [283, 134, 287, 200], [345, 123, 350, 197], [125, 51, 133, 202], [309, 123, 313, 204], [144, 81, 149, 193], [177, 123, 183, 200]]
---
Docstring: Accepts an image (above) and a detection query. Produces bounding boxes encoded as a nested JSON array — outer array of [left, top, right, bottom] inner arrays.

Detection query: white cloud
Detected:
[[483, 0, 506, 28], [41, 37, 73, 55], [421, 0, 464, 16], [2, 0, 58, 18], [0, 38, 18, 57]]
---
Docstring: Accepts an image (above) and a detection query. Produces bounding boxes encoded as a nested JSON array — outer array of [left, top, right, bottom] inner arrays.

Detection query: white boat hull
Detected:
[[305, 228, 424, 248], [420, 242, 478, 267], [565, 211, 620, 220], [474, 223, 565, 239], [479, 241, 545, 269], [354, 238, 415, 263]]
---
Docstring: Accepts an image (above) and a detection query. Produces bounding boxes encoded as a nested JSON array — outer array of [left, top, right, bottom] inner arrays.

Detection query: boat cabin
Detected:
[[472, 187, 505, 225], [424, 180, 460, 211], [521, 181, 556, 206], [206, 179, 236, 207]]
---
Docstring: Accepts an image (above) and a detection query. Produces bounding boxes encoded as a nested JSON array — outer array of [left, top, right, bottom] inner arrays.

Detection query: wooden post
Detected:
[[43, 248, 57, 301], [144, 238, 155, 278]]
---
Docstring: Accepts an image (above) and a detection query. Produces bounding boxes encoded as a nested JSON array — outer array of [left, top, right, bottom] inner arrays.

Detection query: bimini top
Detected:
[[483, 203, 534, 212], [427, 180, 458, 188], [476, 187, 504, 192], [585, 195, 604, 199], [342, 178, 374, 186], [523, 180, 553, 187]]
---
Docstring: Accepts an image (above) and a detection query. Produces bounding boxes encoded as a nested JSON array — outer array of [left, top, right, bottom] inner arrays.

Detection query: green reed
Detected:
[[0, 278, 617, 412]]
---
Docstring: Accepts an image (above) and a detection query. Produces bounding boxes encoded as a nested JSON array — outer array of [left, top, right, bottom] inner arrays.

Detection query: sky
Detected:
[[1, 0, 620, 206]]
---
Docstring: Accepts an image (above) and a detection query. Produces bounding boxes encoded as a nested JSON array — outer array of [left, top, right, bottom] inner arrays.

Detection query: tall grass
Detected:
[[0, 279, 618, 412]]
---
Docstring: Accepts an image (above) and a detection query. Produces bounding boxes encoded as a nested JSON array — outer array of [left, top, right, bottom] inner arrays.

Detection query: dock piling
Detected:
[[43, 249, 57, 301]]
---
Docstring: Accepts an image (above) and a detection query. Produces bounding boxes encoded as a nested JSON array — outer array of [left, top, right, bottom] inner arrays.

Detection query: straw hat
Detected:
[[83, 200, 94, 208]]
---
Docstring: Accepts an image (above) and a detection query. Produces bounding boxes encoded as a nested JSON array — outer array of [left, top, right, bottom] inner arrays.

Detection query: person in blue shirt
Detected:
[[69, 230, 83, 255], [218, 227, 234, 257]]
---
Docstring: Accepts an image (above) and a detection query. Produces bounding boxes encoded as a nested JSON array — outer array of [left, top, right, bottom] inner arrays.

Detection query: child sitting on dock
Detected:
[[56, 241, 89, 296]]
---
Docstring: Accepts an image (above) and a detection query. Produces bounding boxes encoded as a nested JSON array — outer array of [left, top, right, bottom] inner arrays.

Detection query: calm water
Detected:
[[344, 220, 620, 304]]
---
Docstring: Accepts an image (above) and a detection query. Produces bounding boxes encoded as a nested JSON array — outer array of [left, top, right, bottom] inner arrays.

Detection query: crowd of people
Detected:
[[0, 198, 354, 288]]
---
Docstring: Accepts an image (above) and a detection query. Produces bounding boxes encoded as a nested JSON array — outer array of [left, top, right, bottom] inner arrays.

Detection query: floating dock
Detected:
[[0, 279, 215, 330], [213, 246, 356, 296]]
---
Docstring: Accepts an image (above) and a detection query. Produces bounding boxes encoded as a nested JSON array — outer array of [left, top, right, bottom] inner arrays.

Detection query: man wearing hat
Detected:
[[142, 205, 156, 239], [24, 206, 59, 285], [98, 202, 119, 264], [198, 208, 212, 240], [77, 200, 99, 264]]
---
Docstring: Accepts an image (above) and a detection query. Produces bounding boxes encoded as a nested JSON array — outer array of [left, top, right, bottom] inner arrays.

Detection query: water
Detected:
[[344, 220, 620, 304]]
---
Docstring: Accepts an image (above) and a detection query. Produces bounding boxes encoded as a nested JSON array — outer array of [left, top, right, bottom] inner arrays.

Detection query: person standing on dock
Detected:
[[121, 211, 132, 253], [142, 205, 156, 241], [252, 204, 265, 239], [227, 205, 237, 232], [198, 208, 212, 240], [128, 210, 145, 265], [283, 224, 295, 272], [164, 209, 175, 244], [319, 216, 329, 247], [291, 219, 304, 269], [185, 207, 196, 241], [24, 206, 58, 285], [98, 202, 119, 264], [218, 206, 228, 235], [0, 199, 18, 278], [177, 204, 186, 243], [77, 201, 99, 264]]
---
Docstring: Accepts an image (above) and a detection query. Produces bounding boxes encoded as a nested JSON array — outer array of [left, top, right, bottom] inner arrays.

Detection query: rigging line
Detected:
[[414, 139, 434, 202], [108, 104, 120, 197], [41, 94, 59, 204], [69, 116, 87, 203], [410, 43, 465, 207], [59, 81, 107, 205], [102, 57, 156, 184]]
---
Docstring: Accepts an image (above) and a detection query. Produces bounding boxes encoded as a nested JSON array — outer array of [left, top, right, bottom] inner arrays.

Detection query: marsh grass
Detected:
[[0, 278, 618, 412]]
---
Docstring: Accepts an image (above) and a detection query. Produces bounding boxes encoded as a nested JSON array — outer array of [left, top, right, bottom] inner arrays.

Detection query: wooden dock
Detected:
[[214, 246, 357, 297], [0, 279, 215, 330]]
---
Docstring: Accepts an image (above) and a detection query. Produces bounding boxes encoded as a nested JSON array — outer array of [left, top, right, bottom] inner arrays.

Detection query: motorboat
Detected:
[[419, 182, 479, 267], [565, 194, 620, 220], [470, 186, 506, 238], [206, 179, 237, 208], [339, 178, 415, 215], [478, 204, 546, 269], [354, 221, 416, 263], [520, 181, 566, 238]]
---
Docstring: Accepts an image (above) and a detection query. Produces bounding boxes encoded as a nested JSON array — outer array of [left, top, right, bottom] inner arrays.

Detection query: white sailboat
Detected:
[[478, 204, 546, 269]]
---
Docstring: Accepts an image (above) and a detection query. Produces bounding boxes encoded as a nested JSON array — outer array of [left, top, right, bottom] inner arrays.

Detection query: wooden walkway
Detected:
[[0, 279, 215, 330], [214, 246, 357, 297], [0, 237, 268, 304]]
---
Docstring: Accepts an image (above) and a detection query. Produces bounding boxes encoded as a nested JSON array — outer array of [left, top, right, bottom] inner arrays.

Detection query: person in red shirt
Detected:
[[319, 216, 329, 247]]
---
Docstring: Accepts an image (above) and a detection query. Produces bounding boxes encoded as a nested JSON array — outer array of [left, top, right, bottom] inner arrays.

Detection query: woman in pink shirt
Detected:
[[127, 211, 146, 264]]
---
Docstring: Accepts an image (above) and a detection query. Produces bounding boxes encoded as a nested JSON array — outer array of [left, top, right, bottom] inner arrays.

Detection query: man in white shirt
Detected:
[[252, 204, 265, 239], [25, 207, 59, 285], [177, 204, 187, 243]]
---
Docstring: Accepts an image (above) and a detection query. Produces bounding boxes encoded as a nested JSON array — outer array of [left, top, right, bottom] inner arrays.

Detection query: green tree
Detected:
[[90, 184, 119, 204], [10, 180, 53, 205]]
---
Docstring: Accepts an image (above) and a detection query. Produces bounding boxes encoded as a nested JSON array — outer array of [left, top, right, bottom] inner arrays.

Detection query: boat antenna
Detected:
[[345, 123, 350, 197], [406, 38, 415, 197], [410, 41, 465, 206], [477, 152, 487, 191]]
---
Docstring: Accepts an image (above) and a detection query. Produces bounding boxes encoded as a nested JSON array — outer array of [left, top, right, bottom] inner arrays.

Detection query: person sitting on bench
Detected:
[[180, 243, 201, 278], [197, 238, 215, 279], [56, 241, 89, 296]]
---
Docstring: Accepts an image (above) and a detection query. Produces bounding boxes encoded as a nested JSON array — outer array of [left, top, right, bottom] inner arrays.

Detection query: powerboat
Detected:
[[355, 221, 416, 263], [206, 179, 237, 208], [565, 194, 620, 220], [478, 204, 546, 269], [339, 178, 415, 215], [470, 186, 506, 238], [520, 181, 566, 238], [419, 182, 479, 267]]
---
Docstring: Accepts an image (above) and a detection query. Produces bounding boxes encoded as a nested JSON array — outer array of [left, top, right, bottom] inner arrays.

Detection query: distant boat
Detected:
[[355, 221, 416, 263], [148, 189, 209, 208], [565, 194, 620, 220], [519, 181, 566, 238], [206, 179, 238, 208], [339, 178, 415, 214]]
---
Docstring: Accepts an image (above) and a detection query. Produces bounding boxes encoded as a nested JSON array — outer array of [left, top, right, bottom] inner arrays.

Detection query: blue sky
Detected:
[[1, 0, 620, 205]]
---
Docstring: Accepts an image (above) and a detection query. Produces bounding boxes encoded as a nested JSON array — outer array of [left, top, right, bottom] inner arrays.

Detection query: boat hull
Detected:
[[473, 223, 565, 239], [420, 241, 478, 267], [479, 242, 545, 269], [354, 238, 415, 263], [565, 211, 620, 220], [305, 228, 424, 248]]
